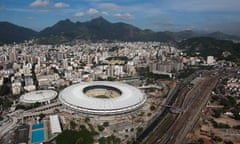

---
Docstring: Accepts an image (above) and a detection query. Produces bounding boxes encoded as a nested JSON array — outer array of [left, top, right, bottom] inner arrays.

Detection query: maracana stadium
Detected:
[[59, 81, 146, 115]]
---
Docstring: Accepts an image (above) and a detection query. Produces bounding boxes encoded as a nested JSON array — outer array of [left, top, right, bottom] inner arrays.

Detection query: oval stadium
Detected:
[[20, 90, 58, 104], [59, 81, 146, 115]]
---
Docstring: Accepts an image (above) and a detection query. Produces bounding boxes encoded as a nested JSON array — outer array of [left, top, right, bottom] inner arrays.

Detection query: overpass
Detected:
[[138, 85, 163, 90], [152, 70, 173, 78]]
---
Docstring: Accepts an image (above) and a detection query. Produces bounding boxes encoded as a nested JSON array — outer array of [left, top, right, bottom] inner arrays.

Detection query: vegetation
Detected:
[[224, 140, 234, 144], [179, 37, 240, 63], [0, 84, 11, 96], [0, 22, 37, 44], [15, 102, 41, 110], [136, 66, 170, 82], [150, 105, 156, 111], [39, 113, 45, 121], [211, 91, 240, 121], [233, 125, 240, 129], [2, 17, 240, 45], [211, 109, 222, 118], [70, 120, 77, 130], [193, 138, 204, 144], [210, 119, 230, 129], [136, 127, 143, 137], [85, 117, 90, 123], [177, 68, 196, 79], [106, 56, 128, 61], [0, 98, 12, 110], [103, 122, 109, 127], [97, 125, 105, 131], [212, 135, 223, 142], [220, 96, 236, 109], [98, 135, 121, 144], [56, 129, 95, 144], [31, 63, 38, 89]]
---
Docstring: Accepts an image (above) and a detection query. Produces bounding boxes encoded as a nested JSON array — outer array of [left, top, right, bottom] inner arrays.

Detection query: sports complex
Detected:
[[19, 90, 58, 104], [59, 81, 146, 115]]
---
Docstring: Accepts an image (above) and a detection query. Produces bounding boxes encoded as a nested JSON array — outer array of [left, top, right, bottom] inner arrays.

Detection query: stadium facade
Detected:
[[59, 81, 146, 115]]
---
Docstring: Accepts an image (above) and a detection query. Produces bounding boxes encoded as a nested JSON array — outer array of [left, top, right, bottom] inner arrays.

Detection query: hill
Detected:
[[0, 22, 37, 44], [38, 17, 147, 43], [0, 17, 240, 44], [37, 17, 240, 44], [179, 37, 240, 63]]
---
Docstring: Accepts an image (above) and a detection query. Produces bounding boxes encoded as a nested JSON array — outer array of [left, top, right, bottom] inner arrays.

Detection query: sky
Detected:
[[0, 0, 240, 35]]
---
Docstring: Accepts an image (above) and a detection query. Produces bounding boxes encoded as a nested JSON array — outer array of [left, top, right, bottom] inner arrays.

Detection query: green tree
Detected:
[[70, 120, 77, 130], [103, 122, 109, 127], [39, 113, 45, 121], [0, 85, 10, 96], [97, 125, 105, 131]]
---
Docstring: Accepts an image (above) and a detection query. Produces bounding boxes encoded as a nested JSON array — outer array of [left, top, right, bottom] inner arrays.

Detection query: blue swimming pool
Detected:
[[32, 130, 45, 144], [32, 123, 44, 130]]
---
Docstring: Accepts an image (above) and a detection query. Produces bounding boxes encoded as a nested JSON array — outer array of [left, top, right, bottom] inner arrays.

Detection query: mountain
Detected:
[[179, 37, 240, 63], [38, 17, 240, 43], [37, 17, 198, 43], [1, 17, 240, 44], [204, 32, 240, 40], [0, 22, 37, 44], [38, 17, 145, 43]]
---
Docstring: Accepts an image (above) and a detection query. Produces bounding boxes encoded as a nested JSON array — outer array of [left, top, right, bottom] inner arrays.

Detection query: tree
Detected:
[[70, 120, 77, 130], [212, 136, 222, 142], [85, 117, 90, 123], [0, 85, 10, 96], [224, 141, 234, 144], [31, 63, 39, 89], [150, 105, 156, 111], [103, 122, 109, 127], [1, 98, 12, 109], [195, 138, 204, 144], [136, 127, 143, 137], [56, 129, 95, 144], [39, 113, 45, 121], [97, 125, 104, 131]]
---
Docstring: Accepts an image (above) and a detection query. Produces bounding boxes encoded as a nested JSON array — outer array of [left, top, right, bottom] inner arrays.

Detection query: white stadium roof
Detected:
[[59, 81, 146, 115], [20, 90, 57, 104]]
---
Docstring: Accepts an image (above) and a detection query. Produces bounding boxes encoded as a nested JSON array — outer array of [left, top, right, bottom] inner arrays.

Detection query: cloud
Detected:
[[30, 0, 49, 8], [74, 12, 84, 17], [101, 11, 109, 16], [153, 21, 177, 27], [98, 3, 119, 11], [113, 13, 134, 20], [0, 5, 5, 11], [74, 9, 109, 18], [27, 17, 34, 20], [170, 0, 240, 12], [54, 2, 70, 9], [87, 8, 99, 16], [7, 8, 49, 13]]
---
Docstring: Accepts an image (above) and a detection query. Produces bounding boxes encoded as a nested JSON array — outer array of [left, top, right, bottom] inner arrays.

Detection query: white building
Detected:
[[207, 56, 215, 65], [12, 82, 21, 95], [50, 115, 62, 134]]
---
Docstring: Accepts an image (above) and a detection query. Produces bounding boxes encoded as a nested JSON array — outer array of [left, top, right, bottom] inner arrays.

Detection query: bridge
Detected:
[[207, 105, 224, 108], [138, 85, 163, 90], [152, 70, 173, 78]]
